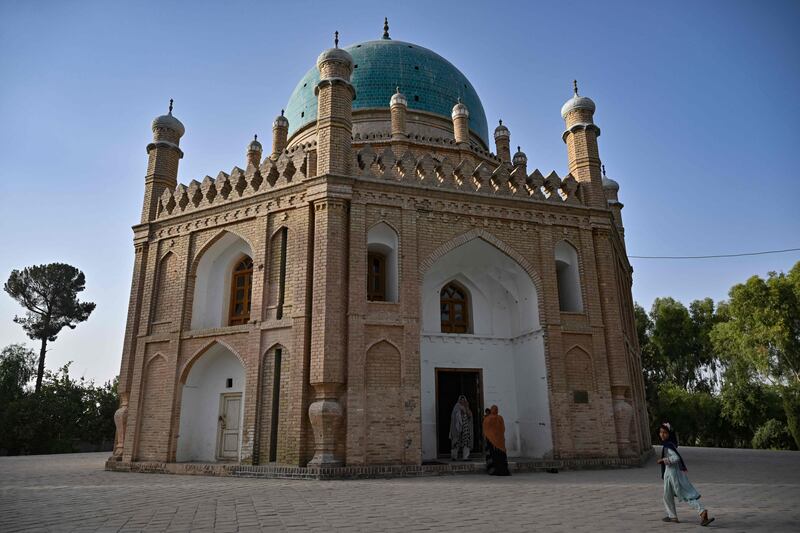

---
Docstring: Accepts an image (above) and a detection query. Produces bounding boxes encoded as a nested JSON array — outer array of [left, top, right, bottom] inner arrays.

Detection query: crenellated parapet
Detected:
[[156, 143, 315, 219], [352, 144, 581, 205]]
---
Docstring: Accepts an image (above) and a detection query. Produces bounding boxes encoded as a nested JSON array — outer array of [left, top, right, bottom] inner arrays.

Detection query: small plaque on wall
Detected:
[[573, 390, 589, 404]]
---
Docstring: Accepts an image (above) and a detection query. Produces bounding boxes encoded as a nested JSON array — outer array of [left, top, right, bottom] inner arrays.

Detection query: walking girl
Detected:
[[656, 422, 715, 526]]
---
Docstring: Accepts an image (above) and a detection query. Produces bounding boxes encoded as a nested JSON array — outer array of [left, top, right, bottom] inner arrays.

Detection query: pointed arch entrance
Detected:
[[176, 343, 246, 462], [420, 235, 553, 460]]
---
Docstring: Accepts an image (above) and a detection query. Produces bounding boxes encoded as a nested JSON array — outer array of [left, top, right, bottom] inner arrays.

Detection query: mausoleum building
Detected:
[[110, 23, 650, 470]]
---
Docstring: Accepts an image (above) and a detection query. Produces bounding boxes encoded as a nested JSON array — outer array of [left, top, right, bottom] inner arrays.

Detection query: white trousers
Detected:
[[664, 494, 705, 519], [451, 446, 470, 460]]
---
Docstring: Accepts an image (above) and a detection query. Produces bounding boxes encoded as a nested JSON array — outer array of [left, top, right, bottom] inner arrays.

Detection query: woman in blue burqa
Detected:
[[656, 422, 715, 526], [449, 395, 473, 460]]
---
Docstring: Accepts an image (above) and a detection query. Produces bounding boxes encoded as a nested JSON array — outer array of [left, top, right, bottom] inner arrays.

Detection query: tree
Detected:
[[719, 358, 785, 447], [0, 344, 37, 452], [0, 344, 36, 400], [4, 264, 96, 392], [711, 261, 800, 447], [634, 302, 661, 404], [649, 298, 698, 390], [643, 297, 722, 393]]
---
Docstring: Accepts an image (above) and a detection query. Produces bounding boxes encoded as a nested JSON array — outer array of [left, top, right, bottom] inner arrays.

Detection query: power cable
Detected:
[[629, 247, 800, 260]]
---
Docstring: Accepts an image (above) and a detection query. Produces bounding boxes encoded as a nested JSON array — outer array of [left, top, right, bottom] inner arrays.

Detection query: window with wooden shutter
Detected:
[[367, 252, 387, 301], [440, 282, 469, 333], [228, 256, 253, 326]]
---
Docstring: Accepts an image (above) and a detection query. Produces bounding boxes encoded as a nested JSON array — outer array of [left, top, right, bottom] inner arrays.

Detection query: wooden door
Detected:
[[216, 393, 242, 461]]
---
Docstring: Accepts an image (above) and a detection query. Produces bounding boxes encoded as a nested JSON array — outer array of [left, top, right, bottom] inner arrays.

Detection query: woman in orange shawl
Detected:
[[482, 405, 511, 476]]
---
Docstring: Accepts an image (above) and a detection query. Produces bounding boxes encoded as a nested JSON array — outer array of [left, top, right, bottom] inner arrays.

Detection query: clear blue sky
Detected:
[[1, 0, 798, 384]]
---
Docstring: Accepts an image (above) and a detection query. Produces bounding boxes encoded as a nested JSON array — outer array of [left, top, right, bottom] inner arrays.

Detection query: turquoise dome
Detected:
[[284, 39, 489, 146]]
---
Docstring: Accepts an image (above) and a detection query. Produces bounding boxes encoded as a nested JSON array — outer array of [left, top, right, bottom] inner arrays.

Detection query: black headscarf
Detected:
[[659, 423, 687, 479]]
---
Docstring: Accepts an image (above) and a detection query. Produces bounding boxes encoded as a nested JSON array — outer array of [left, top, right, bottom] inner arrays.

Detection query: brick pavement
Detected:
[[1, 447, 798, 532]]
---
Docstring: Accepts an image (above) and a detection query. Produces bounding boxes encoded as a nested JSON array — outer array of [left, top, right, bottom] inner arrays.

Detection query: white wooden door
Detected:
[[216, 393, 242, 461]]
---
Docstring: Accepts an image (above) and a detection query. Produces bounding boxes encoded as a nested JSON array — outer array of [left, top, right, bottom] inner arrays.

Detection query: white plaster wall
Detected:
[[191, 233, 253, 330], [367, 222, 399, 302], [513, 334, 553, 457], [420, 238, 552, 460], [176, 344, 246, 462]]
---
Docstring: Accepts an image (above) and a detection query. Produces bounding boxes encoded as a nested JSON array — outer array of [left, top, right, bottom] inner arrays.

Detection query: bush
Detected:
[[752, 419, 796, 450], [0, 353, 117, 456]]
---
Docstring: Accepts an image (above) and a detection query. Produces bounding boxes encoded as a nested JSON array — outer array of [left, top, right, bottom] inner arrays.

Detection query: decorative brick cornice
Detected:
[[562, 123, 601, 143], [314, 77, 356, 100], [146, 140, 184, 158]]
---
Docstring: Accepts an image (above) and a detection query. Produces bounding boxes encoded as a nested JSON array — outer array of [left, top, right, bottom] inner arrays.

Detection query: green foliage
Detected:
[[711, 263, 800, 386], [650, 382, 730, 447], [649, 298, 696, 389], [751, 419, 796, 450], [0, 344, 36, 401], [639, 297, 721, 394], [4, 263, 96, 392], [0, 351, 117, 456], [782, 383, 800, 449], [719, 360, 785, 447]]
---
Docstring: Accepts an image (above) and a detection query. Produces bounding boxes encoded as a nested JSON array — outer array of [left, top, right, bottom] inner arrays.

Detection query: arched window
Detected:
[[228, 256, 253, 325], [367, 252, 387, 301], [440, 282, 469, 333], [555, 241, 583, 313]]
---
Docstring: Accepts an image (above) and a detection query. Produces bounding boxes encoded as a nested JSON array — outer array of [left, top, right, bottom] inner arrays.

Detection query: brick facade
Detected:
[[110, 36, 650, 470]]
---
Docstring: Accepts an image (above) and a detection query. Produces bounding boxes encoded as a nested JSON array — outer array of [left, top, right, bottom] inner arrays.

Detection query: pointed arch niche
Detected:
[[176, 342, 246, 462], [366, 222, 399, 302], [555, 241, 583, 313], [151, 251, 180, 333], [190, 232, 254, 330], [420, 236, 552, 460]]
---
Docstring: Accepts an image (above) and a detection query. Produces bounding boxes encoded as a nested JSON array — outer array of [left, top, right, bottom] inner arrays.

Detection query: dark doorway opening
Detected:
[[435, 368, 484, 458], [268, 348, 282, 462]]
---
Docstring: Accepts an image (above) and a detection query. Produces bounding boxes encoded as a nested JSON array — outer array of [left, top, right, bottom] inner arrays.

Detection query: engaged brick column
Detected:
[[308, 195, 350, 466], [592, 225, 635, 457], [113, 236, 148, 459]]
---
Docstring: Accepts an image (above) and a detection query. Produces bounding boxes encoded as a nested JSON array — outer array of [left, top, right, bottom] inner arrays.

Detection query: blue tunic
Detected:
[[663, 448, 701, 502]]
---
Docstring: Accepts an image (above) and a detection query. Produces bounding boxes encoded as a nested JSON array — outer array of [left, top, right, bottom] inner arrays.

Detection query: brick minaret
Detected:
[[561, 84, 635, 456], [494, 120, 511, 163], [315, 32, 355, 175], [602, 164, 624, 235], [246, 134, 262, 167], [390, 87, 408, 142], [451, 99, 469, 147], [512, 146, 527, 175], [141, 100, 184, 223], [272, 110, 288, 160], [561, 81, 605, 209], [307, 32, 355, 467]]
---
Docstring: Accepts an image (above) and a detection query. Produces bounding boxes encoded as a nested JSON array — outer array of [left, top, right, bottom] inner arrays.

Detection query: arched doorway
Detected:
[[176, 343, 246, 462], [420, 237, 552, 460]]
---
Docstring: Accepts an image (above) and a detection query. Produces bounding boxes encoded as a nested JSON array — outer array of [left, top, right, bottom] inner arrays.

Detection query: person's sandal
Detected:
[[700, 512, 715, 527], [662, 517, 678, 523]]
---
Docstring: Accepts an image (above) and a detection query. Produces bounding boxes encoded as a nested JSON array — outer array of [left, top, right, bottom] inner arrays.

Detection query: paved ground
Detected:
[[1, 447, 798, 532]]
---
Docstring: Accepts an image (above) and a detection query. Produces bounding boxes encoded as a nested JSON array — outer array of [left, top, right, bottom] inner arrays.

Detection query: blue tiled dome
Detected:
[[285, 39, 489, 146]]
